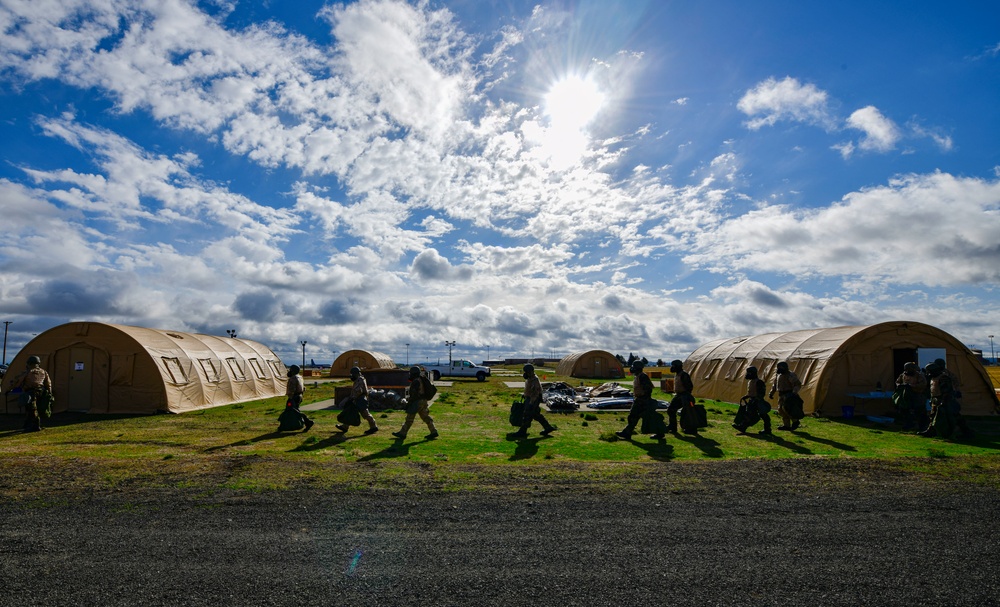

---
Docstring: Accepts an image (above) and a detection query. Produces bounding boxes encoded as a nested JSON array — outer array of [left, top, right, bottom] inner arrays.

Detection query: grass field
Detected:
[[2, 365, 998, 494], [986, 365, 1000, 388]]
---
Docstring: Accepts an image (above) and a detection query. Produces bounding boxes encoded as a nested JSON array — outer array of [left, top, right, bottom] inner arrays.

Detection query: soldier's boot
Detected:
[[615, 422, 636, 440], [425, 418, 439, 439]]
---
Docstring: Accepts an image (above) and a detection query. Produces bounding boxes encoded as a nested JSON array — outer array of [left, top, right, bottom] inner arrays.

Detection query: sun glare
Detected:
[[538, 75, 606, 169], [544, 75, 605, 131]]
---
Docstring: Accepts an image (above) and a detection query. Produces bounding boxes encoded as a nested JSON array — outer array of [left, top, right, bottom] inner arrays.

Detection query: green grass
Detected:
[[1, 367, 998, 494]]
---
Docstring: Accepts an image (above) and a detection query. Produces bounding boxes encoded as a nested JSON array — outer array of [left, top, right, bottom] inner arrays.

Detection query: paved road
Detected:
[[3, 459, 999, 606]]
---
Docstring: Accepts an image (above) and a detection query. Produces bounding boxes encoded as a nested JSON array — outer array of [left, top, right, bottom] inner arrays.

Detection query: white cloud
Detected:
[[688, 171, 1000, 287], [846, 105, 901, 152], [737, 76, 834, 130]]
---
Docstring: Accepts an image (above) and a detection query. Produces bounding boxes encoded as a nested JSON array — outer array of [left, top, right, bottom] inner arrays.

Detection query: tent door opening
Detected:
[[892, 347, 917, 380], [67, 347, 94, 412]]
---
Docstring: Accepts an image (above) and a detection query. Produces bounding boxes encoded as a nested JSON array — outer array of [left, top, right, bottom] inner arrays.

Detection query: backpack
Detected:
[[421, 375, 438, 399]]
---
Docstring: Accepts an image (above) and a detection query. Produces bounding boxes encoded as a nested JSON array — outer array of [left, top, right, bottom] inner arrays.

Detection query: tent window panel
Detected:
[[248, 358, 266, 380], [198, 358, 221, 383], [848, 353, 873, 385], [162, 357, 189, 384], [792, 358, 818, 383], [226, 357, 247, 381], [110, 354, 135, 386], [722, 358, 747, 381], [268, 360, 284, 376], [702, 359, 722, 380]]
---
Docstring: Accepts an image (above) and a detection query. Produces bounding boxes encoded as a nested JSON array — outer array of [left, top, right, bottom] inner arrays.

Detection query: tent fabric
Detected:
[[2, 322, 286, 415], [328, 350, 396, 377], [556, 350, 625, 379], [685, 321, 999, 417]]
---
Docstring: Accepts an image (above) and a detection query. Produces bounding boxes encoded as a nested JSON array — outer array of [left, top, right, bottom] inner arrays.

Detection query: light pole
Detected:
[[405, 343, 410, 366], [226, 329, 237, 338], [444, 340, 456, 366], [2, 320, 11, 366], [300, 340, 307, 369], [990, 335, 995, 365], [486, 345, 490, 362]]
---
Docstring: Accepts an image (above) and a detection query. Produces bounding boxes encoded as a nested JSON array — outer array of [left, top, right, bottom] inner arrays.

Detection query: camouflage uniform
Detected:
[[617, 367, 660, 438], [337, 370, 378, 433], [395, 374, 438, 439], [10, 361, 52, 432], [514, 369, 556, 436], [769, 367, 802, 430], [735, 372, 771, 434], [666, 368, 694, 433], [894, 366, 927, 430], [283, 366, 313, 431]]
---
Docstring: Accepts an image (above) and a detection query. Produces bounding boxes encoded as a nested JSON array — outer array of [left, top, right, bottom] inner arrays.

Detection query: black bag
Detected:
[[680, 400, 701, 433], [509, 400, 525, 427], [756, 397, 771, 415], [36, 389, 54, 419], [693, 404, 708, 428], [783, 393, 805, 420], [337, 398, 362, 427], [421, 376, 438, 399], [735, 399, 760, 429], [278, 404, 305, 431], [640, 407, 668, 434]]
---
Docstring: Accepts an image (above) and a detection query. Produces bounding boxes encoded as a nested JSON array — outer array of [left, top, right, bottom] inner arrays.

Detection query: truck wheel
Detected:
[[476, 371, 487, 382], [432, 370, 441, 381]]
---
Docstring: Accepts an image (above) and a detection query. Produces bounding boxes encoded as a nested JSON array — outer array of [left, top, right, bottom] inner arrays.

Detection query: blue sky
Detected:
[[1, 0, 999, 366]]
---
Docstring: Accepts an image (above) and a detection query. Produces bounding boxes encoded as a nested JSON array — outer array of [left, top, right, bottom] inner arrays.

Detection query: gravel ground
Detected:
[[2, 459, 999, 607]]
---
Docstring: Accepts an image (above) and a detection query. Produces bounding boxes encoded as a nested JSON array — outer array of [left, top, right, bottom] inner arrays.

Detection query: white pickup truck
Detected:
[[417, 359, 492, 382]]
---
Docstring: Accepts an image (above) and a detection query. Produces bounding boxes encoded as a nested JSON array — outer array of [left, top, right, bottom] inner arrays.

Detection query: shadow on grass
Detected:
[[203, 430, 305, 453], [748, 430, 814, 455], [672, 431, 724, 458], [615, 435, 676, 462], [505, 433, 549, 461], [0, 411, 145, 436], [790, 429, 857, 452], [356, 435, 436, 461]]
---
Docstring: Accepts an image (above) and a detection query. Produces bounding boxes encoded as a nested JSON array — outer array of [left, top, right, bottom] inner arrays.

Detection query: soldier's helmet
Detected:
[[350, 366, 361, 379], [629, 360, 644, 373], [409, 366, 422, 379], [745, 366, 758, 379], [287, 365, 300, 377], [522, 363, 535, 376], [27, 355, 41, 366], [669, 359, 683, 372], [934, 358, 946, 369], [924, 362, 941, 377], [903, 362, 919, 374], [776, 361, 790, 372]]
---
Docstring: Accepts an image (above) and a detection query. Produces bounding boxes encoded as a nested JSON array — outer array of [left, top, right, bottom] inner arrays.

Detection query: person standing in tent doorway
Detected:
[[6, 355, 52, 432], [392, 366, 439, 440], [278, 365, 314, 432], [336, 366, 379, 435], [894, 362, 928, 431], [616, 360, 666, 440], [665, 359, 695, 434], [769, 361, 803, 430], [510, 363, 557, 438], [734, 365, 771, 435]]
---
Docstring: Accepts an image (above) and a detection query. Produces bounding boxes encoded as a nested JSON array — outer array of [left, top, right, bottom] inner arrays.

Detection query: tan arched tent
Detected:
[[556, 350, 625, 379], [329, 349, 396, 377], [2, 322, 287, 415], [685, 321, 999, 417]]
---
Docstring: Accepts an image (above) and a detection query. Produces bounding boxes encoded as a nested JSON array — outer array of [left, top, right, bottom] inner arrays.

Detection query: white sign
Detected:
[[74, 362, 85, 371]]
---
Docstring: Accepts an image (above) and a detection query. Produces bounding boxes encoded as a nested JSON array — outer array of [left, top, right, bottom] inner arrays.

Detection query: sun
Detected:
[[544, 75, 605, 132], [537, 75, 606, 168]]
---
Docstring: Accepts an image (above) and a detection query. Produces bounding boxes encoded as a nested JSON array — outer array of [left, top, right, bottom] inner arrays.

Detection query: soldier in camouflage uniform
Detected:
[[616, 360, 664, 440], [7, 356, 52, 432], [510, 363, 557, 438], [393, 366, 439, 440], [336, 366, 379, 434], [894, 361, 927, 431], [769, 361, 803, 431]]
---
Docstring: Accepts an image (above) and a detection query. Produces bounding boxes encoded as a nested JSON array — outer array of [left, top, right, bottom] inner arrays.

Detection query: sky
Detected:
[[1, 0, 999, 367]]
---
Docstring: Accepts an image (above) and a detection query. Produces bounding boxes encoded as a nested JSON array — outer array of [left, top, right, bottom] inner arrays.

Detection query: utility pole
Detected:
[[444, 340, 456, 366], [990, 335, 995, 365], [300, 340, 307, 369], [2, 321, 11, 365]]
